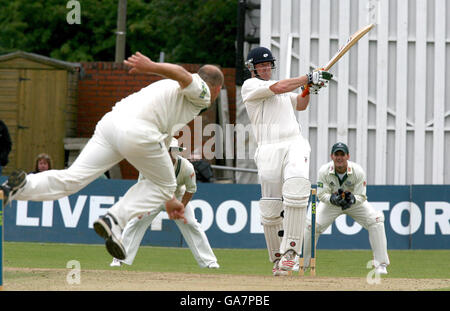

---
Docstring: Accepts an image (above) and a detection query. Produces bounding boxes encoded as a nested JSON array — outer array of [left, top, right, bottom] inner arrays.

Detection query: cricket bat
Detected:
[[301, 23, 375, 97]]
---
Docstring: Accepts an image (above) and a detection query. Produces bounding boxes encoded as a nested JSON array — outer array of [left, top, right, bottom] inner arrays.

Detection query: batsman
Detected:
[[242, 46, 332, 275], [301, 142, 390, 274]]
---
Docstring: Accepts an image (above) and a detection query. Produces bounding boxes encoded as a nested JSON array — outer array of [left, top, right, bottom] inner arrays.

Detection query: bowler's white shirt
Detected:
[[112, 73, 210, 142]]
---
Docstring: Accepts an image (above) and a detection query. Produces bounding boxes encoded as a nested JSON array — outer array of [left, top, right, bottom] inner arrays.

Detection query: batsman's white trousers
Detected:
[[120, 202, 218, 267], [15, 112, 177, 229], [255, 136, 310, 201], [302, 201, 390, 267], [255, 136, 311, 259]]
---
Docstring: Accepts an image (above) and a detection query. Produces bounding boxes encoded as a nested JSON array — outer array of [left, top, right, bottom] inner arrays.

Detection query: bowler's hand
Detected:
[[165, 197, 187, 224], [124, 52, 155, 74]]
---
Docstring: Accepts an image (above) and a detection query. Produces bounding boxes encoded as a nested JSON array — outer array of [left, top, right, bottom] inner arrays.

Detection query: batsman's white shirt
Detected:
[[242, 77, 300, 144], [120, 156, 217, 267], [15, 74, 211, 230]]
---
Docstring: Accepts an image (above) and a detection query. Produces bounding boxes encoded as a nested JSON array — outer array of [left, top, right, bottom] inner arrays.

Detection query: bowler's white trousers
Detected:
[[15, 112, 177, 229], [120, 202, 218, 267]]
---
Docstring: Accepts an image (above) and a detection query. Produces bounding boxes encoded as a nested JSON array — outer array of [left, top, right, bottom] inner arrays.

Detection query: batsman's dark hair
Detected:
[[198, 65, 224, 87]]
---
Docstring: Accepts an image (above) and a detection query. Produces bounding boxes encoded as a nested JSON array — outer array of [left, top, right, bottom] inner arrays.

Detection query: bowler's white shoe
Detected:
[[208, 262, 220, 269], [375, 263, 388, 275], [110, 258, 122, 267]]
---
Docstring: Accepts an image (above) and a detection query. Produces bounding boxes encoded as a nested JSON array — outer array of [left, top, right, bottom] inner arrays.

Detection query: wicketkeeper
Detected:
[[300, 142, 390, 274], [110, 138, 219, 269]]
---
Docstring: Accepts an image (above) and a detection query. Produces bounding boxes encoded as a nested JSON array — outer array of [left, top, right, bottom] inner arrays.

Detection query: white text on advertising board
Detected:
[[14, 197, 450, 236]]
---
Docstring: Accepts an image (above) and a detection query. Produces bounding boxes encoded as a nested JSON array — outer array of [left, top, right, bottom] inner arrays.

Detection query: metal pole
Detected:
[[210, 164, 258, 174], [115, 0, 127, 63], [235, 0, 246, 86]]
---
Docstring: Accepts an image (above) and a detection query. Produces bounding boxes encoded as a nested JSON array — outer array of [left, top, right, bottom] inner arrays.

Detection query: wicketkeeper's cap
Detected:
[[169, 138, 186, 152], [331, 142, 349, 155]]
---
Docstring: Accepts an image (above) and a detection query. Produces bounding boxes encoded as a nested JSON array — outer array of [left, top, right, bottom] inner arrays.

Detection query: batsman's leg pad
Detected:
[[282, 177, 311, 208], [367, 211, 390, 266], [280, 177, 311, 254], [280, 206, 307, 254], [259, 199, 284, 262], [260, 198, 284, 226]]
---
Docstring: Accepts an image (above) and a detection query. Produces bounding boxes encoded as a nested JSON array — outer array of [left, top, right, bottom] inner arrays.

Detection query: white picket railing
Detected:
[[254, 0, 450, 185]]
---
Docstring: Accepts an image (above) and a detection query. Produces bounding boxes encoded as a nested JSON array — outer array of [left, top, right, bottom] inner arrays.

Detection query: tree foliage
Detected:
[[0, 0, 237, 67]]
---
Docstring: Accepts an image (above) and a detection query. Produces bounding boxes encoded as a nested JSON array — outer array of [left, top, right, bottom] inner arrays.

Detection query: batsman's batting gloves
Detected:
[[307, 70, 333, 86]]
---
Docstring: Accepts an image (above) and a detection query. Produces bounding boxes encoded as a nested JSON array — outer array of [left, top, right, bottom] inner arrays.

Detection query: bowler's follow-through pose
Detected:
[[242, 46, 332, 275], [299, 142, 390, 274], [0, 52, 224, 261], [110, 138, 219, 269]]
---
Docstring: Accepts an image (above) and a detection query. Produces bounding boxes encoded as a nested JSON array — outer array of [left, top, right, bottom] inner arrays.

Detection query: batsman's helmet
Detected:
[[245, 47, 276, 72]]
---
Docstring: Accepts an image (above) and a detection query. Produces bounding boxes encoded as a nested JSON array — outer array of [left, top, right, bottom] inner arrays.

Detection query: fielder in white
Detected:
[[0, 52, 224, 261], [301, 142, 390, 274], [110, 138, 219, 268], [241, 46, 332, 275]]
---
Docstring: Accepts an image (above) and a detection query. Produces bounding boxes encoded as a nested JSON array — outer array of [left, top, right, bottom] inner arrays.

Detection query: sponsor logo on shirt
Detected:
[[199, 82, 208, 99]]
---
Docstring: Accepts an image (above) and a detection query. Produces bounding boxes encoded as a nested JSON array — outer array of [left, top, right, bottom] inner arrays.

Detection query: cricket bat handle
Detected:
[[300, 67, 325, 98], [301, 84, 310, 97]]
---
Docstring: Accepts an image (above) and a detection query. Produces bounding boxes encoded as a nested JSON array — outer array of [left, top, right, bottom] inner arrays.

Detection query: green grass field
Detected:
[[3, 241, 450, 281]]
